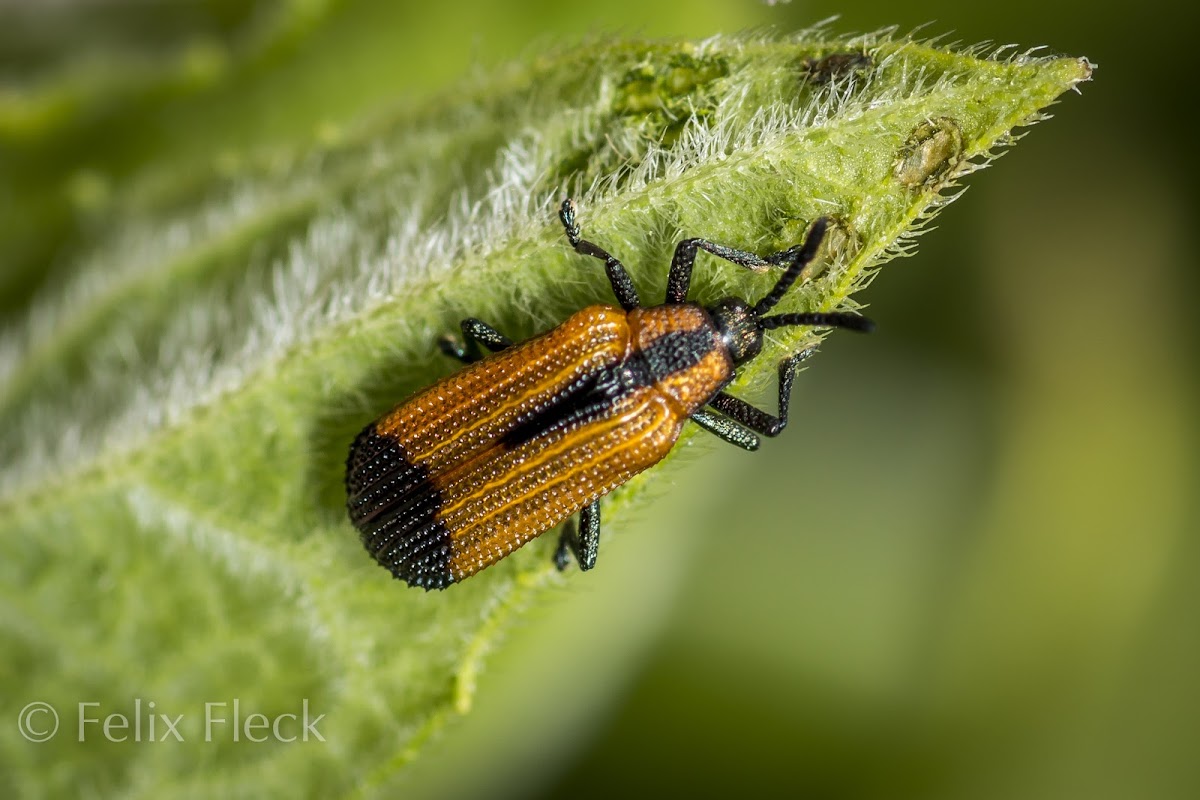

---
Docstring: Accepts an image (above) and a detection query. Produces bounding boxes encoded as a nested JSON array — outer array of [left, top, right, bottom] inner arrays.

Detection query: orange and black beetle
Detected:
[[345, 199, 873, 589]]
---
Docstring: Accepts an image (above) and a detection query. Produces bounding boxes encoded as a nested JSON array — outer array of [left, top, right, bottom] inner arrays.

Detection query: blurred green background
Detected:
[[2, 1, 1195, 798]]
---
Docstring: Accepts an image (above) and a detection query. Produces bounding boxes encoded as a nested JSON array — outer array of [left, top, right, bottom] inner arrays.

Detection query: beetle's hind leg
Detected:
[[438, 318, 514, 364], [705, 348, 816, 437], [558, 198, 641, 311], [554, 501, 601, 572]]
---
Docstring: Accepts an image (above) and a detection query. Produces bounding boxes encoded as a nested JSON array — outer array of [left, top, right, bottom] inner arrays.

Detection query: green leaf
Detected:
[[0, 28, 1090, 796], [0, 0, 343, 315]]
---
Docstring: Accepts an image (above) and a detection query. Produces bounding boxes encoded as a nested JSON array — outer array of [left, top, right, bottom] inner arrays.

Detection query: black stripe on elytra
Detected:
[[499, 328, 717, 450], [346, 426, 425, 517], [344, 427, 454, 590], [498, 367, 639, 449]]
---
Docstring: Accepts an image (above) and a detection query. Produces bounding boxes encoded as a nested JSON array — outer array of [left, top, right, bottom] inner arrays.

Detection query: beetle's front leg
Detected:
[[554, 501, 601, 571], [690, 409, 761, 451], [438, 318, 514, 364], [705, 348, 817, 436], [665, 238, 809, 305]]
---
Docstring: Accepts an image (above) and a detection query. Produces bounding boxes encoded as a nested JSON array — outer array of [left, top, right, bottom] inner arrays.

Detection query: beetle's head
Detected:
[[707, 217, 875, 366], [708, 297, 763, 365]]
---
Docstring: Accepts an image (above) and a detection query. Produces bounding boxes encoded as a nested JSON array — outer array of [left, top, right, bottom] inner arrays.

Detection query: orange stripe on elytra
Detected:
[[431, 391, 650, 520], [443, 401, 680, 577], [412, 347, 613, 465], [440, 390, 677, 540], [379, 309, 629, 468], [381, 337, 604, 454]]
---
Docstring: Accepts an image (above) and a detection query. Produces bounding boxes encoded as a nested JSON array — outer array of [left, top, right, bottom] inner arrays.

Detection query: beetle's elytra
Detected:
[[345, 199, 874, 590]]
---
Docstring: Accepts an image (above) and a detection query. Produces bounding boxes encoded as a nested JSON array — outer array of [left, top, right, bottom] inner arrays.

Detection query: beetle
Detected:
[[345, 199, 874, 589]]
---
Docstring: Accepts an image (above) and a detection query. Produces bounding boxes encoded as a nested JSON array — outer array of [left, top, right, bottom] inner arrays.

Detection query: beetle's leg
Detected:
[[705, 348, 816, 436], [689, 409, 761, 451], [559, 198, 640, 311], [665, 238, 806, 304], [438, 318, 513, 364], [554, 501, 601, 571]]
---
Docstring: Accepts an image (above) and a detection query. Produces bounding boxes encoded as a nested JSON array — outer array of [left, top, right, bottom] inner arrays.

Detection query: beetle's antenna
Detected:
[[752, 217, 828, 317], [758, 312, 875, 333]]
